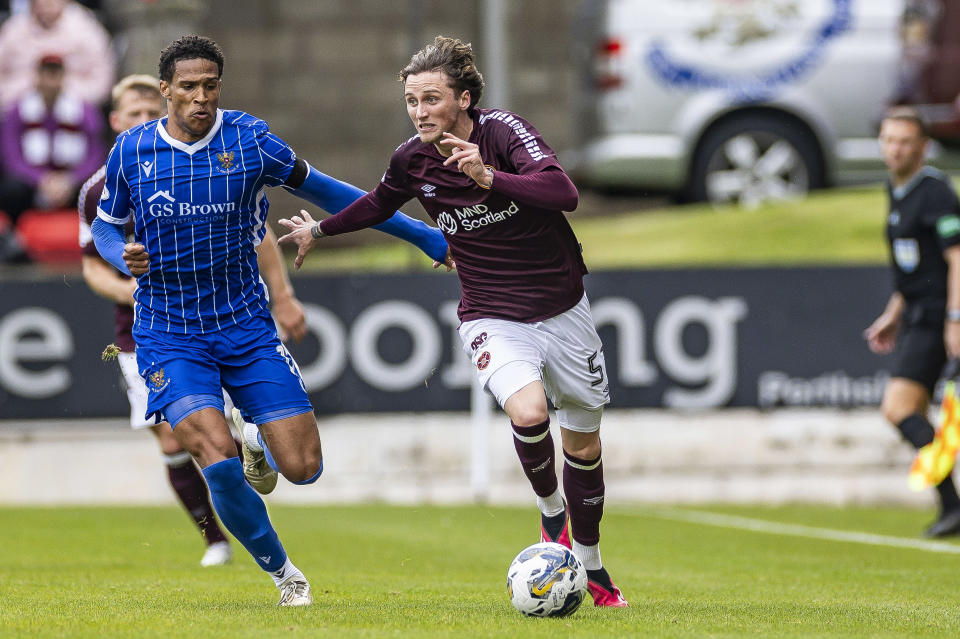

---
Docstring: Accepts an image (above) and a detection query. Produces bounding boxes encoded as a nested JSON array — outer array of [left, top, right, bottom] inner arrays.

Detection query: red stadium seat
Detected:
[[15, 209, 81, 263]]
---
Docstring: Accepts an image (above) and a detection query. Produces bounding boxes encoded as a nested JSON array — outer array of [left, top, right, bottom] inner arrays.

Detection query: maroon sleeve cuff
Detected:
[[318, 190, 397, 236], [490, 168, 579, 212]]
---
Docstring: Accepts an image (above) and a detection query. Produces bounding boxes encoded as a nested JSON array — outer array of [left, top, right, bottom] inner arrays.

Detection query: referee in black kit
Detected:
[[864, 106, 960, 537]]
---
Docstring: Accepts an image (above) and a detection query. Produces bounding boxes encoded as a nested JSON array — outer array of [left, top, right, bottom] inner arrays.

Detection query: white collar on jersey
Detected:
[[157, 109, 224, 155]]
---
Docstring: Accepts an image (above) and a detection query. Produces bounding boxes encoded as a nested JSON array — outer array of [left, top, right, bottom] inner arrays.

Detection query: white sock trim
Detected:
[[572, 541, 602, 571], [537, 489, 565, 517], [564, 455, 601, 471], [269, 557, 304, 587], [243, 423, 264, 452], [512, 429, 550, 444], [163, 451, 193, 466]]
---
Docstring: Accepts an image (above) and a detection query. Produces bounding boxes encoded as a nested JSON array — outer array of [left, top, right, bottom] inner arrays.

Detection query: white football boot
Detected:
[[277, 577, 313, 607], [232, 408, 278, 495]]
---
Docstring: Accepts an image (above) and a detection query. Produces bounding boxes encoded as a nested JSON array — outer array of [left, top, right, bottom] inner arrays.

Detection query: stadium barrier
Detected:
[[0, 267, 896, 420]]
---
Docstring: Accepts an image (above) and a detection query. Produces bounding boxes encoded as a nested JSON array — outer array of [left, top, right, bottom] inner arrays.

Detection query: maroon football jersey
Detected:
[[321, 108, 587, 323], [78, 166, 136, 351]]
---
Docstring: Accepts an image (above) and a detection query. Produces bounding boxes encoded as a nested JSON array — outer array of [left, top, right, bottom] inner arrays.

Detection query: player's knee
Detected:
[[509, 401, 549, 427], [881, 396, 916, 426], [281, 443, 323, 484], [564, 438, 601, 461]]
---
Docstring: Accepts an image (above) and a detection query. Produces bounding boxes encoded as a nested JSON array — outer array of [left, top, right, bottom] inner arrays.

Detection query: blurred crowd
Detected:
[[0, 0, 114, 264]]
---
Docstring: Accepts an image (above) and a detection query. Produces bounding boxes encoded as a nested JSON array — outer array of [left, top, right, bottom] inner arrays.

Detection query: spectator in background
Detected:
[[0, 53, 104, 223], [0, 0, 115, 109]]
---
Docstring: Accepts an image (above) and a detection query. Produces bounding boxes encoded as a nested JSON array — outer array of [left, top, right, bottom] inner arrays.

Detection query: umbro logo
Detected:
[[421, 184, 437, 198], [583, 496, 604, 506], [147, 190, 175, 203], [530, 459, 551, 473], [140, 160, 154, 177]]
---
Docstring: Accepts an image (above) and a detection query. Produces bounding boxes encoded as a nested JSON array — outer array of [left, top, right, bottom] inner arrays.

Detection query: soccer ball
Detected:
[[506, 542, 588, 617]]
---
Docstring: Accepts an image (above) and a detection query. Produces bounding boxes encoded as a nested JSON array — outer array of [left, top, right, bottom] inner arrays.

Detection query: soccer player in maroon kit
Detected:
[[278, 36, 627, 607], [78, 74, 307, 567]]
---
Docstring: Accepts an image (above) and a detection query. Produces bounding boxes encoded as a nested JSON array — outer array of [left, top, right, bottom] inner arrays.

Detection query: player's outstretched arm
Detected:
[[283, 159, 448, 262]]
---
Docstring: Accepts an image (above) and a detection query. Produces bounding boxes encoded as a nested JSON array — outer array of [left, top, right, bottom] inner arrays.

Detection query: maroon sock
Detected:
[[166, 453, 228, 545], [563, 448, 604, 546], [511, 420, 559, 498]]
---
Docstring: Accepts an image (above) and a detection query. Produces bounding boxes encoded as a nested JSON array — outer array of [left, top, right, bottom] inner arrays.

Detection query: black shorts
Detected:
[[892, 322, 947, 394]]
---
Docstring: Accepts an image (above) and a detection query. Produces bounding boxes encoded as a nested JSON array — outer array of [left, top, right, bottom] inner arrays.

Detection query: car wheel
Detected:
[[688, 114, 824, 208]]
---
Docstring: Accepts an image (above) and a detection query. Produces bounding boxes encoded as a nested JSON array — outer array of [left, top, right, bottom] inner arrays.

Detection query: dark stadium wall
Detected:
[[0, 268, 896, 419]]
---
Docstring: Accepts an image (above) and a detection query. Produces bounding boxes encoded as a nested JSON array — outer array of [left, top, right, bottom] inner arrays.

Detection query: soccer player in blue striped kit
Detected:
[[92, 35, 450, 606]]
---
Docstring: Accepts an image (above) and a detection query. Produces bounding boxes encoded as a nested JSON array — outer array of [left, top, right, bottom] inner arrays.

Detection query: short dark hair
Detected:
[[399, 36, 485, 109], [158, 35, 224, 83], [882, 105, 929, 138]]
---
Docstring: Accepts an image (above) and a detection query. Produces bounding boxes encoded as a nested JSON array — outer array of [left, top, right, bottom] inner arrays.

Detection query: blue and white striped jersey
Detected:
[[97, 109, 296, 334]]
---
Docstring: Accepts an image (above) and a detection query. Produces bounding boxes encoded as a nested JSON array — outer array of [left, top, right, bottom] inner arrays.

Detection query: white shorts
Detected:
[[458, 293, 610, 432], [118, 351, 155, 430]]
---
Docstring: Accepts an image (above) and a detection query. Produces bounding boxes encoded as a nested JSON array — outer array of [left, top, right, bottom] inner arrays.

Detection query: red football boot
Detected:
[[539, 503, 571, 549], [586, 567, 629, 607]]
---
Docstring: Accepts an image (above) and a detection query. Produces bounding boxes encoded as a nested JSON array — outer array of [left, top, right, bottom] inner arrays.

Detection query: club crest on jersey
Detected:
[[477, 351, 491, 370], [216, 151, 236, 174], [148, 369, 170, 392]]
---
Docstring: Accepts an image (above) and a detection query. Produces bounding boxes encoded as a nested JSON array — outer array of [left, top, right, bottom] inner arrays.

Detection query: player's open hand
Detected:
[[277, 209, 319, 270], [438, 133, 492, 188], [432, 247, 456, 272], [123, 243, 150, 276]]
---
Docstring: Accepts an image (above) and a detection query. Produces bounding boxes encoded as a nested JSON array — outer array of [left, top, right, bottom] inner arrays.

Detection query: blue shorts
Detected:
[[134, 314, 313, 426]]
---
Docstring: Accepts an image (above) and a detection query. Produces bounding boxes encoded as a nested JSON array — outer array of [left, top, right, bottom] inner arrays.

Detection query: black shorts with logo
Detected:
[[892, 301, 947, 394]]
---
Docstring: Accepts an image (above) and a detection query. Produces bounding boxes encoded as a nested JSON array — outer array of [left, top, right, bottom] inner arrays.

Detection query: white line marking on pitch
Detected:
[[649, 508, 960, 554]]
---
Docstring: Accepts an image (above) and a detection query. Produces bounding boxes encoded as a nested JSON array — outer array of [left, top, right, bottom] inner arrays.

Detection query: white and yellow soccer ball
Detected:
[[506, 542, 588, 617]]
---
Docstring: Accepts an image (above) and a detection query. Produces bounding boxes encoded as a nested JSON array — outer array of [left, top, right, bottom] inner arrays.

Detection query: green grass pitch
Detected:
[[3, 503, 960, 638]]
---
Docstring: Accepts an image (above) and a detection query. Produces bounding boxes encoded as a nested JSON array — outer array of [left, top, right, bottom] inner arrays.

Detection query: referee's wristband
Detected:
[[947, 309, 960, 322], [310, 223, 325, 240]]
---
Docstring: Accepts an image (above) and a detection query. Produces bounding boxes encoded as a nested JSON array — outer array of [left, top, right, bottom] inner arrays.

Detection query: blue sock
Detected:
[[256, 432, 279, 473], [201, 457, 287, 572]]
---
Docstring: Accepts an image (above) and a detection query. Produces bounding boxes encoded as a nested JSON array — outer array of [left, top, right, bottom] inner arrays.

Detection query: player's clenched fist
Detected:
[[123, 243, 150, 276]]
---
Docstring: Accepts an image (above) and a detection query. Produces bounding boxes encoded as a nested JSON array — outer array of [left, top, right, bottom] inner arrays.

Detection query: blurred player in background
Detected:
[[91, 36, 449, 606], [79, 74, 309, 567], [865, 105, 960, 537], [278, 35, 627, 607]]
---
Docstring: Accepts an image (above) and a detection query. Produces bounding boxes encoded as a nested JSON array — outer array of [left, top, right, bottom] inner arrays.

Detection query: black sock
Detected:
[[586, 567, 612, 589], [541, 509, 566, 541], [896, 414, 935, 449], [937, 474, 960, 511]]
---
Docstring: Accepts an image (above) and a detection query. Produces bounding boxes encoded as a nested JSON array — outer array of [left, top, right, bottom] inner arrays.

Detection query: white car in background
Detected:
[[569, 0, 960, 206]]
